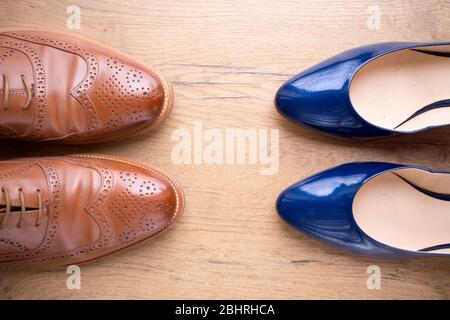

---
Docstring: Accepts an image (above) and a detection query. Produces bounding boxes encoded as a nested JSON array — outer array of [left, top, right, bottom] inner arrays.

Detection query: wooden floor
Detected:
[[0, 0, 449, 299]]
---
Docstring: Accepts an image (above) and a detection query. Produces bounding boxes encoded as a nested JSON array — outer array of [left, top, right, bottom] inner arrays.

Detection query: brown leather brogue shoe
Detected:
[[0, 155, 184, 266], [0, 30, 173, 144]]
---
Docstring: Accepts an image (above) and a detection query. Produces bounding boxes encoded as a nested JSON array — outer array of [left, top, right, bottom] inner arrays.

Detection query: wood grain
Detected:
[[0, 0, 449, 299]]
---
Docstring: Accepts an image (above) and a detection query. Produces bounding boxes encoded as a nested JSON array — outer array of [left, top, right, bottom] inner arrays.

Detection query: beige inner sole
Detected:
[[353, 168, 450, 254], [350, 46, 450, 132]]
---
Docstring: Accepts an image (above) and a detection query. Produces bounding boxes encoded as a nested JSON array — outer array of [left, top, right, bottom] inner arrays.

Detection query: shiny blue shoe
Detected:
[[276, 162, 450, 258], [276, 42, 450, 139]]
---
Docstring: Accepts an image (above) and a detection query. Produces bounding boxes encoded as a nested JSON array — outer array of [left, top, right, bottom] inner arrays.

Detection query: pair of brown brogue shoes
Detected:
[[0, 31, 184, 266]]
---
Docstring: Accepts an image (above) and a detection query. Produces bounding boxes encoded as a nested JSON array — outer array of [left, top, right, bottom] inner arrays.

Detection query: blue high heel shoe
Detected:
[[276, 42, 450, 139], [276, 162, 450, 258]]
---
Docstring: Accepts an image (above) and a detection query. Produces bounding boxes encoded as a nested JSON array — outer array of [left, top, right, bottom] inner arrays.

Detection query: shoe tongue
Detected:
[[0, 163, 49, 255], [0, 47, 35, 135]]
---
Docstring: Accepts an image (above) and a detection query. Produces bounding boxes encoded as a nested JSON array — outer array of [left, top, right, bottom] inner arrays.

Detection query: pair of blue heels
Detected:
[[275, 42, 450, 259]]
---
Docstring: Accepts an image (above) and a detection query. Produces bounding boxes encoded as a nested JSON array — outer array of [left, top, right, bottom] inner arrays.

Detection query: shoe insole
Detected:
[[352, 169, 450, 254], [349, 46, 450, 132]]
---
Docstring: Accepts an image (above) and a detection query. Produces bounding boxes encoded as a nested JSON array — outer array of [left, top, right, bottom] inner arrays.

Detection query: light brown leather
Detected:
[[0, 154, 184, 266], [0, 30, 173, 144]]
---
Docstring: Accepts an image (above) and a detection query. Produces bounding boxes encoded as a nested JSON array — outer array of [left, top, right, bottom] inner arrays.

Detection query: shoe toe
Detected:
[[275, 61, 364, 137], [276, 74, 333, 131], [276, 173, 356, 243], [99, 58, 169, 130], [276, 179, 327, 234], [108, 161, 183, 245]]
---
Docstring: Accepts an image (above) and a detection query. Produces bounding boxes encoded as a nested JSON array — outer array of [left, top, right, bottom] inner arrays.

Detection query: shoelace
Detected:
[[1, 74, 33, 111], [0, 187, 45, 228]]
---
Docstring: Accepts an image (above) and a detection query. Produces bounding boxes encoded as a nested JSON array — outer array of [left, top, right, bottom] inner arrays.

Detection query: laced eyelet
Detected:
[[35, 189, 43, 227], [0, 187, 46, 228], [20, 74, 32, 110], [2, 74, 9, 111], [1, 74, 33, 111]]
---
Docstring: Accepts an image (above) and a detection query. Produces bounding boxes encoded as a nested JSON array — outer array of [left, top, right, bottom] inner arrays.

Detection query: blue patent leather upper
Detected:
[[275, 42, 450, 138], [276, 162, 450, 259]]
